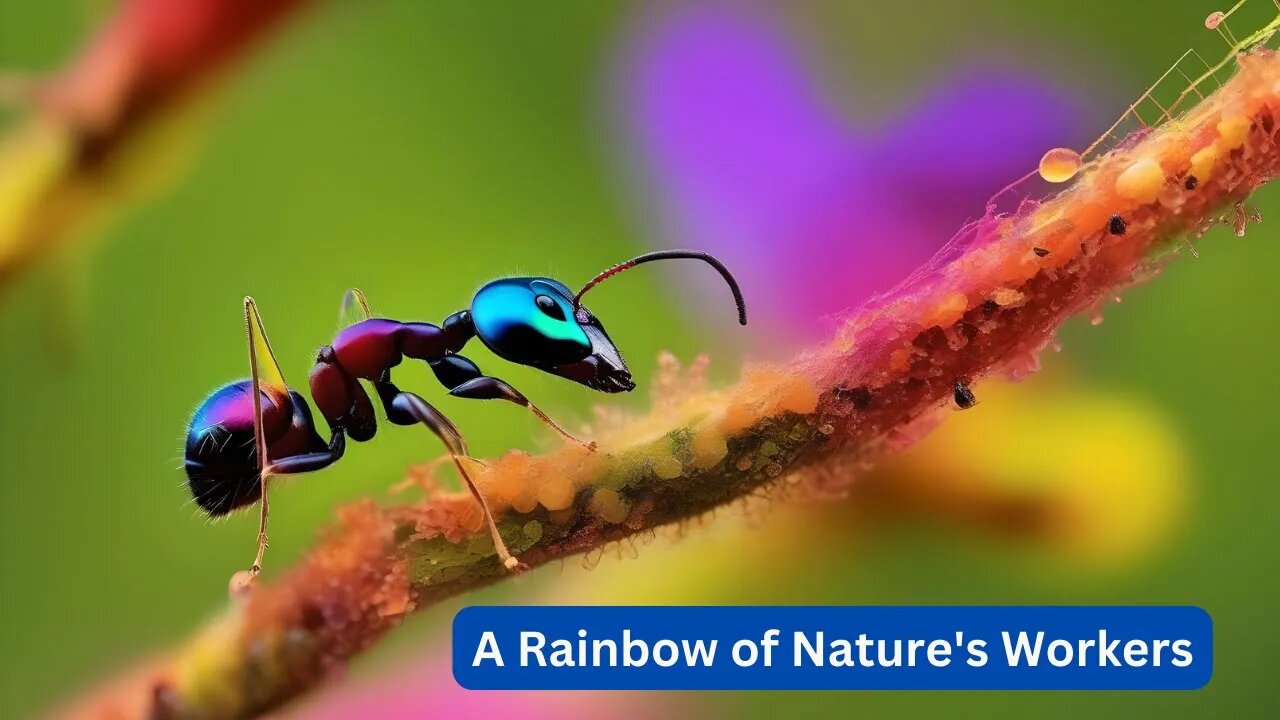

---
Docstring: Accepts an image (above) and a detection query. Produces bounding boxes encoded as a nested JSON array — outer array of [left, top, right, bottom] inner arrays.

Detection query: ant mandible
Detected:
[[183, 250, 747, 576]]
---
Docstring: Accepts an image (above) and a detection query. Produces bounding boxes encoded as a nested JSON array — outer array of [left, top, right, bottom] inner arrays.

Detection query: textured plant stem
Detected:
[[58, 49, 1280, 720]]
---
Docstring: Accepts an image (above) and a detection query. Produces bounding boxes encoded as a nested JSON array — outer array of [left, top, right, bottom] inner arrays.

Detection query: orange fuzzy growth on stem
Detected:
[[56, 49, 1280, 720]]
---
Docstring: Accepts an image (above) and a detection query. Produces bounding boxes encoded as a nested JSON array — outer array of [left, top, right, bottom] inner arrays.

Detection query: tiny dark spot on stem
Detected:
[[953, 380, 977, 409], [1033, 247, 1050, 257], [1184, 175, 1198, 190], [1108, 214, 1127, 235], [834, 386, 873, 409], [982, 299, 1000, 313]]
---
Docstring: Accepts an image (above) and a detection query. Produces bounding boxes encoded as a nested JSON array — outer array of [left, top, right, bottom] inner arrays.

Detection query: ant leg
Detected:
[[339, 287, 372, 326], [267, 430, 347, 474], [243, 296, 293, 576], [431, 355, 594, 450], [450, 376, 595, 451], [251, 481, 269, 575], [374, 380, 522, 571], [247, 435, 347, 576]]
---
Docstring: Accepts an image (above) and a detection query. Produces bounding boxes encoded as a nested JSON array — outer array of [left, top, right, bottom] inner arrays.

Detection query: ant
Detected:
[[183, 250, 747, 575]]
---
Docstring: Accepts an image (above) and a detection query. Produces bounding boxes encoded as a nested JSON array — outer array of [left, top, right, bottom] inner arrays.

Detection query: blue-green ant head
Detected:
[[470, 251, 748, 394], [471, 277, 636, 392]]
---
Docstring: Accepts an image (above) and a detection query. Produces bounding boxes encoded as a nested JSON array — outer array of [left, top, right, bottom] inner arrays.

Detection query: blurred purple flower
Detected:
[[615, 4, 1088, 346]]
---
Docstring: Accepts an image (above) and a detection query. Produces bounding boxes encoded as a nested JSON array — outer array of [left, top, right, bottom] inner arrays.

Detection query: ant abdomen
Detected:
[[184, 381, 327, 516]]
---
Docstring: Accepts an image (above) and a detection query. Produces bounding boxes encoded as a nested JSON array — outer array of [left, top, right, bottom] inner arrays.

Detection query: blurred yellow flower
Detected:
[[885, 377, 1186, 566]]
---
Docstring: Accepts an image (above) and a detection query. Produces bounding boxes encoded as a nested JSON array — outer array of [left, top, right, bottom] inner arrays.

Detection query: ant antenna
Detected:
[[574, 249, 748, 325]]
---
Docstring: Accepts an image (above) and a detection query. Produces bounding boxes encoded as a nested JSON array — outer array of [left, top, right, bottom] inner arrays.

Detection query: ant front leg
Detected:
[[373, 378, 523, 571], [432, 355, 595, 451]]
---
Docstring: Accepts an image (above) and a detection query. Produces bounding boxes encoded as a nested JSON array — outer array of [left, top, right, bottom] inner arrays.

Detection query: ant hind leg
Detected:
[[376, 379, 523, 571], [242, 296, 295, 576]]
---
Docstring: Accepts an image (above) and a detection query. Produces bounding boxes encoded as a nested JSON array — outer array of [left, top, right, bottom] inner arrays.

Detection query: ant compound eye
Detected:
[[535, 294, 566, 321]]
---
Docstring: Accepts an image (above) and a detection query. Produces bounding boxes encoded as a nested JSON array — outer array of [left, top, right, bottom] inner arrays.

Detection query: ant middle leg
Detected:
[[374, 378, 522, 571], [431, 355, 595, 450], [246, 433, 347, 575]]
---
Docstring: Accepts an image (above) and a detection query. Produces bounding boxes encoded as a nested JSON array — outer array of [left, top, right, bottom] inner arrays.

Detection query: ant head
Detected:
[[470, 250, 747, 394], [471, 277, 635, 392]]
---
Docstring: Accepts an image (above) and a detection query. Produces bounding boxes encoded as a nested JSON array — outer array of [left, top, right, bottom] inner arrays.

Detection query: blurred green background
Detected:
[[1, 1, 1277, 718]]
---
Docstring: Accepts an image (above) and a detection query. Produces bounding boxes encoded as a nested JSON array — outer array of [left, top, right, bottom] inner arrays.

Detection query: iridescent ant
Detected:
[[184, 251, 747, 574]]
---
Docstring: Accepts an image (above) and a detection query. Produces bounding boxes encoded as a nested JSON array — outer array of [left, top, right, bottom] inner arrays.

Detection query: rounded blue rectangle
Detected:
[[452, 606, 1212, 690]]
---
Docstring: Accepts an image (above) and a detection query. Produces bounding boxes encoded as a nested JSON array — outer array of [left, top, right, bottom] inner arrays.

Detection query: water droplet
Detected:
[[1205, 11, 1225, 29], [818, 423, 835, 436], [1090, 313, 1105, 326], [1039, 147, 1082, 183]]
